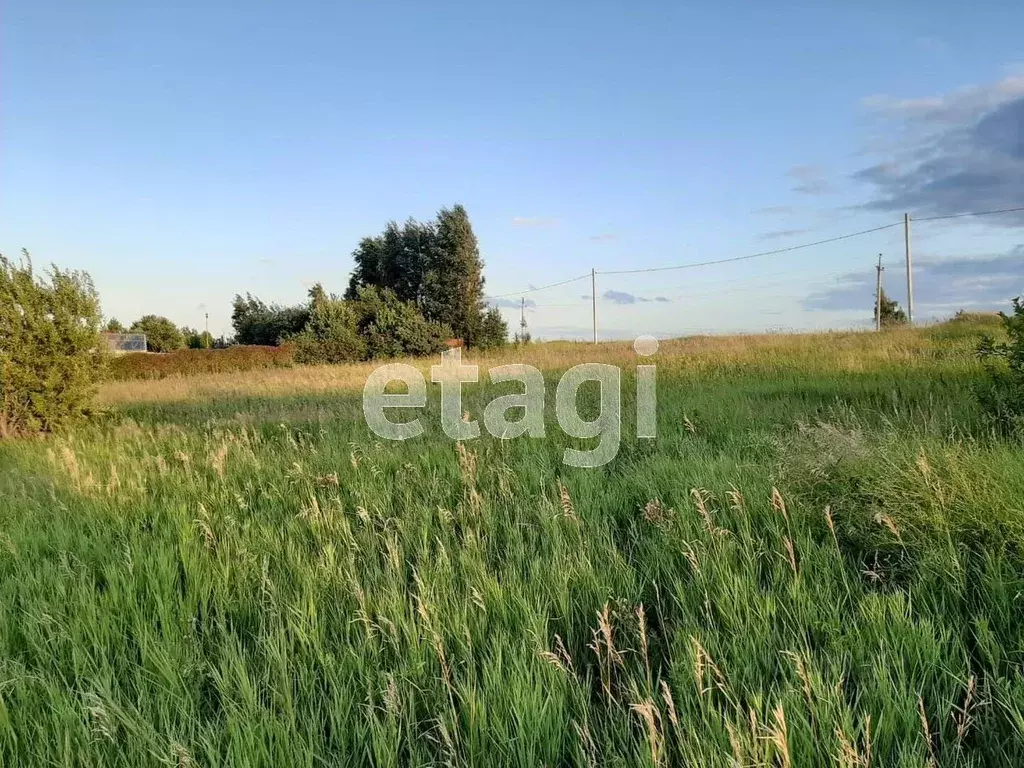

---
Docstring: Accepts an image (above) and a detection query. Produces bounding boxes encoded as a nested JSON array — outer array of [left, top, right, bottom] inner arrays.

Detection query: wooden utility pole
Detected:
[[591, 268, 597, 344], [875, 254, 884, 332], [904, 213, 914, 324], [519, 297, 527, 340]]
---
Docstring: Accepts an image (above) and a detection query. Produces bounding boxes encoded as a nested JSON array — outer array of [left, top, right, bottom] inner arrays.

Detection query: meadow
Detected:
[[2, 316, 1023, 766]]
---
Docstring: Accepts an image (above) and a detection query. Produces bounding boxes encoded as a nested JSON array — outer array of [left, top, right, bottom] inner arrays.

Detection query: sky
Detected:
[[2, 1, 1023, 340]]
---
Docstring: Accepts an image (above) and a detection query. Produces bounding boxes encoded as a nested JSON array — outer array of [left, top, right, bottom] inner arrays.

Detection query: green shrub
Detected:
[[475, 306, 509, 349], [354, 286, 451, 359], [130, 315, 185, 352], [231, 294, 309, 346], [108, 346, 294, 380], [290, 300, 366, 365], [977, 297, 1024, 432], [0, 251, 104, 437]]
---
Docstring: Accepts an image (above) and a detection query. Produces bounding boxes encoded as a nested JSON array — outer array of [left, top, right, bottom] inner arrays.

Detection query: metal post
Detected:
[[591, 268, 597, 344], [875, 254, 884, 332], [904, 213, 914, 324]]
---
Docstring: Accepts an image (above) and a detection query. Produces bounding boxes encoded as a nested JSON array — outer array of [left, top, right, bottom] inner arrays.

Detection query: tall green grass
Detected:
[[1, 321, 1022, 766]]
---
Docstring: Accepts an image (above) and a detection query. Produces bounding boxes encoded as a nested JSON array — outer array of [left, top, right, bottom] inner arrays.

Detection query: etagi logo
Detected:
[[362, 336, 659, 468]]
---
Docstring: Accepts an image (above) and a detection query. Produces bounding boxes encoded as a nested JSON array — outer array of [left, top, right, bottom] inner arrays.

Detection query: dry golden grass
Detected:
[[97, 326, 954, 406]]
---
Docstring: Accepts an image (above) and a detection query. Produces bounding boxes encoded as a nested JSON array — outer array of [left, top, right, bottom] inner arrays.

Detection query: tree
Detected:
[[344, 205, 508, 348], [289, 297, 366, 364], [352, 286, 451, 359], [231, 294, 310, 346], [0, 250, 104, 437], [130, 315, 185, 352], [104, 318, 126, 333], [876, 289, 908, 327], [182, 327, 214, 349], [477, 306, 510, 349]]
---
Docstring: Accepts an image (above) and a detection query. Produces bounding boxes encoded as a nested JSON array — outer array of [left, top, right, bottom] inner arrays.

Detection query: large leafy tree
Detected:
[[130, 314, 185, 352], [346, 204, 507, 347], [875, 289, 908, 327], [0, 250, 104, 436], [231, 294, 310, 346]]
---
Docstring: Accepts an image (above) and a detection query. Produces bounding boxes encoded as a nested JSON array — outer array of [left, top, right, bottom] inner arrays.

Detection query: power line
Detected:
[[600, 222, 902, 276], [912, 205, 1024, 222], [484, 272, 590, 300]]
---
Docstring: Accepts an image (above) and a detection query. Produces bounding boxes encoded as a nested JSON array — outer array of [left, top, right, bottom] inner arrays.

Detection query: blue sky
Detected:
[[2, 1, 1023, 339]]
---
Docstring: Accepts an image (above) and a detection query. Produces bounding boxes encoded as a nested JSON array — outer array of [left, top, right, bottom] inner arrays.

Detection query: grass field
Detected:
[[3, 317, 1024, 766]]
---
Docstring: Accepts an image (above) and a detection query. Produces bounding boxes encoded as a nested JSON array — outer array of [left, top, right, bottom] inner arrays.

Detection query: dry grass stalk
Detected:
[[690, 488, 725, 536], [629, 698, 664, 767], [824, 505, 840, 554], [918, 696, 938, 767], [659, 680, 679, 730], [209, 443, 228, 478], [457, 442, 477, 486], [782, 650, 813, 711], [768, 704, 792, 768], [771, 487, 791, 530], [782, 536, 798, 575], [574, 721, 598, 768], [954, 675, 977, 747], [691, 636, 727, 698], [589, 603, 621, 700], [726, 485, 745, 514], [558, 480, 577, 520], [637, 604, 652, 692], [874, 512, 904, 546], [683, 415, 697, 434], [642, 499, 673, 525]]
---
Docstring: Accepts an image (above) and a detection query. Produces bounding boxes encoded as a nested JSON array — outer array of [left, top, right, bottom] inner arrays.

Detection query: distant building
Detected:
[[101, 332, 147, 353]]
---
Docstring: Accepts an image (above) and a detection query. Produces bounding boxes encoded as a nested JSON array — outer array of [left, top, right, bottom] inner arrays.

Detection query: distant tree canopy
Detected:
[[876, 289, 908, 327], [130, 315, 185, 352], [104, 318, 126, 334], [230, 205, 507, 360], [181, 327, 214, 349], [346, 205, 507, 348], [231, 294, 310, 346]]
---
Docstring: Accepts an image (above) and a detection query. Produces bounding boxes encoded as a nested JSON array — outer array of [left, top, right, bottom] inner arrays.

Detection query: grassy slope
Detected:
[[2, 318, 1023, 766]]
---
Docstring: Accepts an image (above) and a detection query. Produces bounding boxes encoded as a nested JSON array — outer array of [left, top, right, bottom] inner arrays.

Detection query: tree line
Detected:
[[106, 204, 509, 358]]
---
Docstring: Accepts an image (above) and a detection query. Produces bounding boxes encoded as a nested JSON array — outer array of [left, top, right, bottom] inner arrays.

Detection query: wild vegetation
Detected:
[[108, 345, 294, 381], [0, 251, 104, 437], [2, 314, 1024, 765]]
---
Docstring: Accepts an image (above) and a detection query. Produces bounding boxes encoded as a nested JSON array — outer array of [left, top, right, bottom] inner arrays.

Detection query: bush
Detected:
[[475, 306, 509, 349], [290, 300, 366, 365], [130, 315, 185, 352], [108, 346, 294, 380], [354, 286, 451, 359], [0, 251, 104, 437], [977, 297, 1024, 432], [231, 294, 309, 346]]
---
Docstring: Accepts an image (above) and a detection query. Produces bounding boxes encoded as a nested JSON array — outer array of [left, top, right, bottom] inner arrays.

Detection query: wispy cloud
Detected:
[[753, 205, 798, 216], [587, 233, 619, 241], [512, 216, 560, 228], [855, 75, 1024, 222], [600, 290, 673, 305], [489, 298, 537, 309], [788, 165, 833, 196], [803, 246, 1024, 312], [757, 228, 811, 241]]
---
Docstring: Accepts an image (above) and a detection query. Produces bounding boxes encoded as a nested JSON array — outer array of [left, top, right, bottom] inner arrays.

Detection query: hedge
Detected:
[[108, 346, 294, 381]]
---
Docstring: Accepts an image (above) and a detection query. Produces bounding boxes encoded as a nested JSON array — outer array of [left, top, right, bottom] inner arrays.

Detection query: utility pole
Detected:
[[591, 268, 597, 344], [904, 213, 914, 324], [519, 296, 527, 341], [204, 312, 209, 336], [875, 254, 884, 332]]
